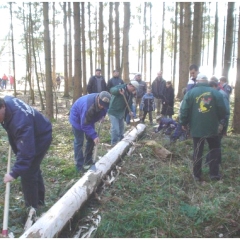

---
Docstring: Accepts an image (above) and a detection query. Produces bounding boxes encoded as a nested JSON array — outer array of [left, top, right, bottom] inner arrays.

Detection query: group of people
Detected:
[[0, 65, 232, 212], [0, 74, 14, 90]]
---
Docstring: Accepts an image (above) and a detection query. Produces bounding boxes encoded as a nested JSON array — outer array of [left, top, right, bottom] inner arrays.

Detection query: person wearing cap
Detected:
[[108, 81, 139, 146], [180, 73, 227, 181], [69, 91, 111, 171], [134, 73, 147, 118], [107, 70, 124, 92], [87, 68, 107, 94], [1, 96, 52, 209], [151, 71, 166, 116]]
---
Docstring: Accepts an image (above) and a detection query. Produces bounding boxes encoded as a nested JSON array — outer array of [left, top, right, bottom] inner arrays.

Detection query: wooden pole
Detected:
[[2, 145, 12, 237]]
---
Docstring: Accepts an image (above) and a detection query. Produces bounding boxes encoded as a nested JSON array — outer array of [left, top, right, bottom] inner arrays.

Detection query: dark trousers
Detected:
[[72, 126, 94, 171], [142, 111, 153, 123], [21, 137, 52, 209], [193, 136, 221, 178]]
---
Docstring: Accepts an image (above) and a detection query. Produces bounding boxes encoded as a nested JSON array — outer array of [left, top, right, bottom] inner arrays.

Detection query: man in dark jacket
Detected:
[[180, 74, 227, 182], [87, 69, 107, 93], [69, 91, 111, 171], [108, 81, 139, 145], [107, 70, 124, 92], [1, 96, 52, 209], [151, 71, 166, 116]]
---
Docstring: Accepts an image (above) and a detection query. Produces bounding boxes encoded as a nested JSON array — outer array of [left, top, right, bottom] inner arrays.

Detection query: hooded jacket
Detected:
[[1, 96, 52, 179]]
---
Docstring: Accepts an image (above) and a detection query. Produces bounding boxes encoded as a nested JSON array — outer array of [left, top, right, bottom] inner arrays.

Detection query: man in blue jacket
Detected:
[[1, 96, 52, 209], [69, 91, 111, 172]]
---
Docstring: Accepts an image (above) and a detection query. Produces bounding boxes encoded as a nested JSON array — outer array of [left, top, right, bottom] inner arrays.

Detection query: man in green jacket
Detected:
[[108, 80, 139, 145], [179, 74, 227, 181]]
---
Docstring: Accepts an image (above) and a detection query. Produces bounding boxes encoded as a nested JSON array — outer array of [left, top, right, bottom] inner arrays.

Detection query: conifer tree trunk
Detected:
[[222, 2, 235, 78], [88, 3, 93, 76], [160, 2, 165, 71], [81, 2, 87, 94], [173, 2, 178, 87], [73, 2, 82, 103], [9, 2, 16, 97], [52, 2, 56, 89], [68, 3, 73, 92], [99, 2, 104, 75], [191, 2, 202, 66], [115, 3, 121, 74], [213, 3, 219, 75], [149, 3, 152, 83], [108, 2, 113, 79], [122, 2, 130, 82], [233, 6, 240, 133], [63, 2, 69, 97], [43, 2, 54, 120]]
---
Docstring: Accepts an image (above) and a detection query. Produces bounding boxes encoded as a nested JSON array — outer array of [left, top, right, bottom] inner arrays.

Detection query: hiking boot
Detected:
[[193, 175, 202, 182], [210, 174, 222, 181]]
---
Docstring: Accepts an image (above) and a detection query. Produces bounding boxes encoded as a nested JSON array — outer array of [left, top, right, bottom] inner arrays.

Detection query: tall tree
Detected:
[[149, 3, 152, 83], [212, 3, 219, 75], [222, 2, 235, 78], [31, 3, 44, 111], [43, 2, 53, 120], [68, 3, 73, 91], [233, 6, 240, 133], [81, 2, 87, 94], [191, 2, 203, 66], [122, 2, 130, 82], [172, 2, 178, 87], [99, 2, 104, 75], [88, 3, 93, 76], [73, 2, 82, 102], [115, 3, 121, 74], [108, 2, 113, 80], [52, 2, 56, 89], [178, 2, 191, 99], [63, 2, 69, 97], [160, 2, 165, 71], [9, 2, 16, 97]]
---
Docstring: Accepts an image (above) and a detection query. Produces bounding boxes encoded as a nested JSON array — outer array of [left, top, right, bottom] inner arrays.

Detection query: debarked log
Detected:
[[20, 123, 146, 238]]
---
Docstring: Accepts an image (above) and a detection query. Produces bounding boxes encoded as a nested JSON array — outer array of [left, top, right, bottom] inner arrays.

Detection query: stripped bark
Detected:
[[20, 124, 146, 238]]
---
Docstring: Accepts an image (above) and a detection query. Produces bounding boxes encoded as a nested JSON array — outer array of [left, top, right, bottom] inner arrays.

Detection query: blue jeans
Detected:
[[109, 114, 125, 145], [125, 104, 136, 124], [72, 126, 94, 171]]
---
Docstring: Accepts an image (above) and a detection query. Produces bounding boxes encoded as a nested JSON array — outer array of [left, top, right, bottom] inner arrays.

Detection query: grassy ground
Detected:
[[0, 90, 240, 237]]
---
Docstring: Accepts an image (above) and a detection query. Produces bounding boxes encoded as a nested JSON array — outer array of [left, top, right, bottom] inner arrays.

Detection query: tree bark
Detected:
[[212, 3, 218, 75], [115, 3, 121, 74], [122, 2, 130, 82], [73, 2, 82, 103], [191, 2, 202, 66], [99, 3, 104, 75], [20, 124, 146, 238], [81, 2, 87, 94], [43, 2, 53, 120], [222, 2, 235, 78], [233, 6, 240, 133]]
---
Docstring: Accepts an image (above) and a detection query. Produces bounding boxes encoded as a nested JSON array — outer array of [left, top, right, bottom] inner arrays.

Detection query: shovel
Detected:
[[2, 145, 12, 237], [89, 121, 103, 172]]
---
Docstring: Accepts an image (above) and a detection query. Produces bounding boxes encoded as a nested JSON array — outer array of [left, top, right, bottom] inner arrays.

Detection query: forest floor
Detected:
[[0, 89, 240, 238]]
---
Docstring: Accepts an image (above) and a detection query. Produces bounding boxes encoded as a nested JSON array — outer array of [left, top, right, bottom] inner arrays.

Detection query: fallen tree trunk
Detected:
[[20, 123, 146, 238]]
